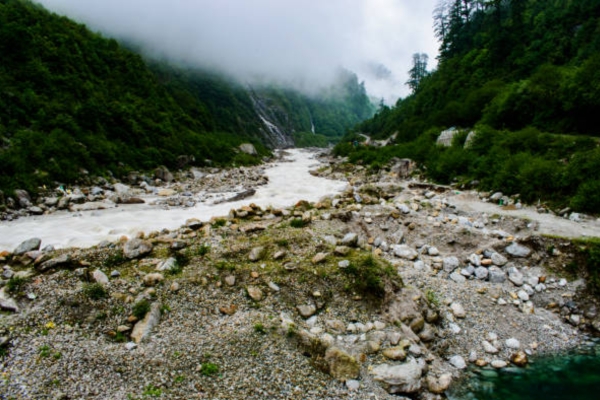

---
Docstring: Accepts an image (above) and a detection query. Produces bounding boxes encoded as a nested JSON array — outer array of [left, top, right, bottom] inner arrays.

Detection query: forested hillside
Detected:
[[337, 0, 600, 213], [0, 0, 373, 195]]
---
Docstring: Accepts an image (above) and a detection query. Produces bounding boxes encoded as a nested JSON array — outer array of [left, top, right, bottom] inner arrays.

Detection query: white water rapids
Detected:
[[0, 149, 348, 251]]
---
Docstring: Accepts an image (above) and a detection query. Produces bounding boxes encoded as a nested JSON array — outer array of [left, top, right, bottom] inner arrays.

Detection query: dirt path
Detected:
[[448, 190, 600, 239]]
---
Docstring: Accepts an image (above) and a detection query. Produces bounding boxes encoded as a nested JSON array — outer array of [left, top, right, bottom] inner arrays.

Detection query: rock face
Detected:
[[123, 239, 153, 259], [371, 359, 425, 394]]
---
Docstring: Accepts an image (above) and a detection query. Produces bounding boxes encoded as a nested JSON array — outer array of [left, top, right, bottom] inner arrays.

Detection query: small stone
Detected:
[[297, 304, 317, 318], [92, 269, 109, 285], [491, 252, 508, 266], [143, 273, 164, 287], [338, 260, 350, 268], [341, 233, 359, 247], [325, 347, 360, 381], [247, 286, 263, 301], [450, 302, 466, 318], [225, 275, 236, 286], [510, 351, 528, 367], [505, 243, 532, 258], [449, 355, 467, 369], [382, 347, 407, 361], [312, 252, 328, 264], [392, 245, 418, 260], [483, 340, 499, 354], [450, 272, 467, 283], [428, 247, 440, 256], [491, 360, 508, 369], [346, 380, 360, 391], [156, 257, 177, 272], [488, 267, 506, 283], [251, 271, 259, 279], [125, 342, 137, 351], [517, 290, 529, 301], [268, 282, 280, 292], [443, 256, 460, 272], [475, 267, 489, 280], [505, 338, 521, 349]]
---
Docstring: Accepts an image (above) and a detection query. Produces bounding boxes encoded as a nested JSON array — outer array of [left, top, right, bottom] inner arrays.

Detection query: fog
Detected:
[[36, 0, 439, 102]]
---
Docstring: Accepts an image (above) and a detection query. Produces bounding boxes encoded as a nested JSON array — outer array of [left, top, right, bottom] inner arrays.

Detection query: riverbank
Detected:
[[1, 150, 598, 399]]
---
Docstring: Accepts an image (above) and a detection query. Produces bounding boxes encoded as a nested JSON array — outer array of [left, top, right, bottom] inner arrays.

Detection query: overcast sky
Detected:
[[37, 0, 439, 103]]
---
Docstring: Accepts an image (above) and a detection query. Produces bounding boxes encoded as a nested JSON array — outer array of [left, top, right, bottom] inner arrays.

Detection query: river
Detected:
[[0, 149, 348, 251]]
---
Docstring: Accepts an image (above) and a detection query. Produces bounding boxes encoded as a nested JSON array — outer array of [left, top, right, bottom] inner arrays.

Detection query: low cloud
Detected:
[[38, 0, 439, 102]]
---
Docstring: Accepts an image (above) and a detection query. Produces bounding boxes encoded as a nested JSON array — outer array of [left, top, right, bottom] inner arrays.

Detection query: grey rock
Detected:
[[341, 233, 359, 247], [443, 256, 460, 272], [505, 338, 520, 349], [14, 189, 32, 208], [491, 360, 508, 369], [371, 359, 424, 394], [428, 246, 440, 256], [488, 266, 506, 283], [13, 238, 41, 255], [392, 245, 418, 260], [156, 257, 177, 272], [224, 276, 236, 286], [450, 272, 466, 283], [123, 239, 153, 259], [0, 289, 19, 312], [505, 243, 532, 258], [483, 340, 499, 354], [154, 165, 174, 183], [297, 304, 317, 318], [113, 183, 131, 195], [508, 268, 524, 287], [338, 260, 350, 268], [91, 269, 109, 285], [449, 355, 467, 369], [39, 254, 71, 272], [346, 380, 360, 391], [491, 252, 508, 266], [460, 265, 475, 277], [475, 267, 489, 280], [390, 228, 405, 244]]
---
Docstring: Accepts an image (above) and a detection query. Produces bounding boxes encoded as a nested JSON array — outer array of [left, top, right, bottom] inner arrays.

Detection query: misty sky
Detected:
[[37, 0, 440, 103]]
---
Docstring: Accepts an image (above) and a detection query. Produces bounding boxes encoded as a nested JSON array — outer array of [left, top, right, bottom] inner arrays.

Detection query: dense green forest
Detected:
[[0, 0, 373, 196], [336, 0, 600, 213]]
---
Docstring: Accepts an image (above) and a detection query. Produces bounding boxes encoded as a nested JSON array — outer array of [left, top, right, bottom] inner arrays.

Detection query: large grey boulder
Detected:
[[14, 189, 32, 208], [123, 239, 153, 259], [13, 238, 41, 255], [371, 359, 425, 394]]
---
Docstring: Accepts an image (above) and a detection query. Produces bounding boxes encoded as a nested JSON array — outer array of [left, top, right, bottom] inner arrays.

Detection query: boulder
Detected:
[[325, 347, 360, 381], [239, 143, 258, 155], [13, 238, 41, 255], [38, 254, 71, 271], [505, 243, 531, 258], [392, 245, 418, 260], [371, 359, 425, 394], [14, 189, 32, 208], [123, 239, 153, 259], [154, 166, 174, 183], [131, 302, 161, 343]]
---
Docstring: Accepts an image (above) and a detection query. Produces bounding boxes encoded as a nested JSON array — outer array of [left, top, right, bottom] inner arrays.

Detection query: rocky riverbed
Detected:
[[0, 151, 599, 399]]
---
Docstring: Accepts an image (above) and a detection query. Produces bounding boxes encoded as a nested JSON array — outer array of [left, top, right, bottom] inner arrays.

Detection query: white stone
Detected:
[[449, 355, 467, 369]]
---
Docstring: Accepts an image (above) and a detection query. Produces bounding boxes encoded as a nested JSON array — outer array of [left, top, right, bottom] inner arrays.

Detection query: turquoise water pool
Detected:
[[448, 342, 600, 400]]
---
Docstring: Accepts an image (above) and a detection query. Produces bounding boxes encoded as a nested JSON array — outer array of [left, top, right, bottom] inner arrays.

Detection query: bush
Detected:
[[82, 283, 107, 300], [132, 299, 151, 320], [200, 362, 219, 376]]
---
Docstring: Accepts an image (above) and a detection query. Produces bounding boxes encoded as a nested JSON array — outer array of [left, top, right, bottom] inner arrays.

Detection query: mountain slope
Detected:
[[0, 0, 374, 197], [336, 0, 600, 213]]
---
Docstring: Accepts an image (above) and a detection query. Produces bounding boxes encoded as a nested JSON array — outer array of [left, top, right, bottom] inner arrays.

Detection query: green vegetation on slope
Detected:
[[0, 0, 374, 197], [336, 0, 600, 213]]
